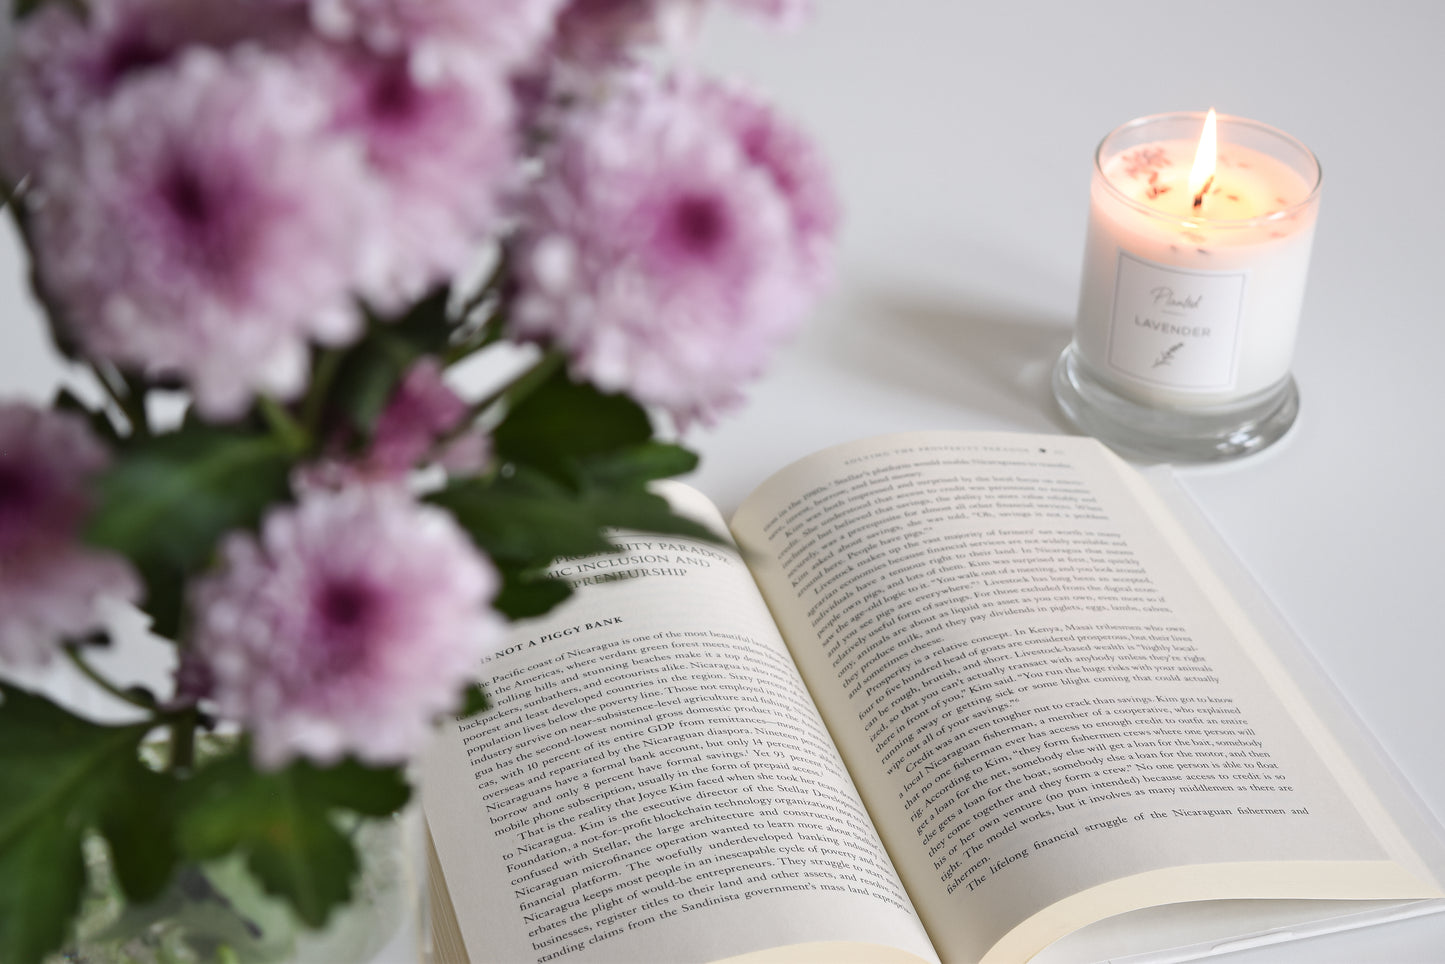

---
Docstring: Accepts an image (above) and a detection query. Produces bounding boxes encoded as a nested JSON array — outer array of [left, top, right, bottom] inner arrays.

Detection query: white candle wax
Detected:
[[1074, 114, 1321, 410]]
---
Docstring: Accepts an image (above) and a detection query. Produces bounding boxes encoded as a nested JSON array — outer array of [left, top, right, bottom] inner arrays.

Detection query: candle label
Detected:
[[1105, 251, 1248, 391]]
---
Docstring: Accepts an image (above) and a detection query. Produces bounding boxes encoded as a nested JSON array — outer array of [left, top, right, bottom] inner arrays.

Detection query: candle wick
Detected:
[[1193, 174, 1214, 211]]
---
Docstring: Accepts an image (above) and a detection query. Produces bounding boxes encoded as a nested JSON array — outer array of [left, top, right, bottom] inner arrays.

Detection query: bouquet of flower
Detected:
[[0, 0, 836, 959]]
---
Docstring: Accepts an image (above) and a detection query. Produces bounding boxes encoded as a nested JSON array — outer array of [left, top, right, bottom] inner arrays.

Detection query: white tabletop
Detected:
[[686, 2, 1445, 961], [2, 2, 1442, 962]]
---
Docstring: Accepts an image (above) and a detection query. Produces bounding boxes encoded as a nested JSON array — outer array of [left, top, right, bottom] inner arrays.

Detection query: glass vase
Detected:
[[50, 807, 425, 964]]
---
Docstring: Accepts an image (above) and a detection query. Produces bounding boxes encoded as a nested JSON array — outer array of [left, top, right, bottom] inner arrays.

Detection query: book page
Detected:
[[728, 431, 1440, 963], [421, 484, 938, 964]]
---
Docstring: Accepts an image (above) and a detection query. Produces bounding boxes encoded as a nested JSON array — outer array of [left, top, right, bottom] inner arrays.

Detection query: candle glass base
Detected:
[[1052, 345, 1298, 463]]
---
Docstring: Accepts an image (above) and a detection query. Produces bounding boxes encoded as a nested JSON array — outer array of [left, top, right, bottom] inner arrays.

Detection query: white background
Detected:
[[2, 2, 1443, 961]]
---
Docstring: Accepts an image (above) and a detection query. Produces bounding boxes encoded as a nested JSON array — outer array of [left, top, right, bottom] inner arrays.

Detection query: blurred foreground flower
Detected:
[[511, 72, 832, 424], [192, 487, 505, 769], [30, 48, 374, 417]]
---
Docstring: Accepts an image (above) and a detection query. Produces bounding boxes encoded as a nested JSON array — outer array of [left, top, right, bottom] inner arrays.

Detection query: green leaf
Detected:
[[493, 368, 653, 481], [457, 684, 491, 719], [134, 559, 187, 641], [433, 366, 715, 623], [437, 468, 719, 564], [573, 442, 700, 490], [377, 284, 455, 348], [0, 819, 85, 964], [0, 685, 178, 964], [180, 771, 353, 929], [431, 468, 618, 566], [327, 341, 408, 437], [492, 572, 573, 621], [299, 759, 412, 818], [432, 466, 720, 624], [177, 752, 410, 927], [97, 765, 178, 899], [583, 487, 721, 544], [486, 368, 704, 522], [84, 424, 293, 636]]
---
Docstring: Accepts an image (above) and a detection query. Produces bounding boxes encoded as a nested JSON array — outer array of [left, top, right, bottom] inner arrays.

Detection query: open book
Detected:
[[420, 431, 1445, 963]]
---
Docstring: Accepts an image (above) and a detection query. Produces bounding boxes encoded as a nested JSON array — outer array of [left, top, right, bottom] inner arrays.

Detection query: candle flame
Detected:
[[1189, 108, 1217, 211]]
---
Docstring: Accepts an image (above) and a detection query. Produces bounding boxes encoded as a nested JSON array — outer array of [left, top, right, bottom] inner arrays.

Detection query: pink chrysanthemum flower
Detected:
[[29, 48, 378, 419], [510, 71, 834, 424], [0, 0, 307, 179], [0, 403, 140, 667], [319, 48, 518, 311], [191, 487, 504, 769], [696, 79, 838, 292], [308, 0, 563, 82]]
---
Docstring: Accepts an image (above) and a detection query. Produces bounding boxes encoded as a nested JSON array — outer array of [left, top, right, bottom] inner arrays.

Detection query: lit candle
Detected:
[[1055, 110, 1323, 460]]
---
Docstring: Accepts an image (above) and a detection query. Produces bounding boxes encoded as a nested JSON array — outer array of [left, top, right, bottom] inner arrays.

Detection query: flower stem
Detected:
[[64, 646, 156, 712], [444, 248, 512, 366], [302, 348, 344, 437], [457, 246, 509, 320], [258, 396, 309, 455], [443, 309, 507, 366], [480, 349, 565, 420], [0, 176, 21, 213], [91, 363, 150, 438], [169, 710, 198, 774], [425, 350, 565, 464], [91, 365, 134, 427]]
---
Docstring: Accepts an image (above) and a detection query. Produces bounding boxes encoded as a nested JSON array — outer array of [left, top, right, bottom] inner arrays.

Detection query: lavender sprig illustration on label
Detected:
[[1153, 342, 1185, 368]]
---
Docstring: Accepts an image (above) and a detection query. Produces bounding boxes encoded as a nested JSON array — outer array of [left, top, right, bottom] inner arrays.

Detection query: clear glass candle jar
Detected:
[[1054, 111, 1323, 462]]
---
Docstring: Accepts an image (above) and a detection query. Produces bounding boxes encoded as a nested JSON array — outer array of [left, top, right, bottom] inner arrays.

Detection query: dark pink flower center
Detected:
[[101, 34, 171, 86], [669, 194, 728, 258], [319, 579, 377, 633], [309, 577, 386, 676], [368, 65, 421, 123], [161, 166, 212, 227], [0, 463, 35, 508], [344, 59, 460, 173], [0, 462, 47, 550], [153, 159, 256, 283]]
